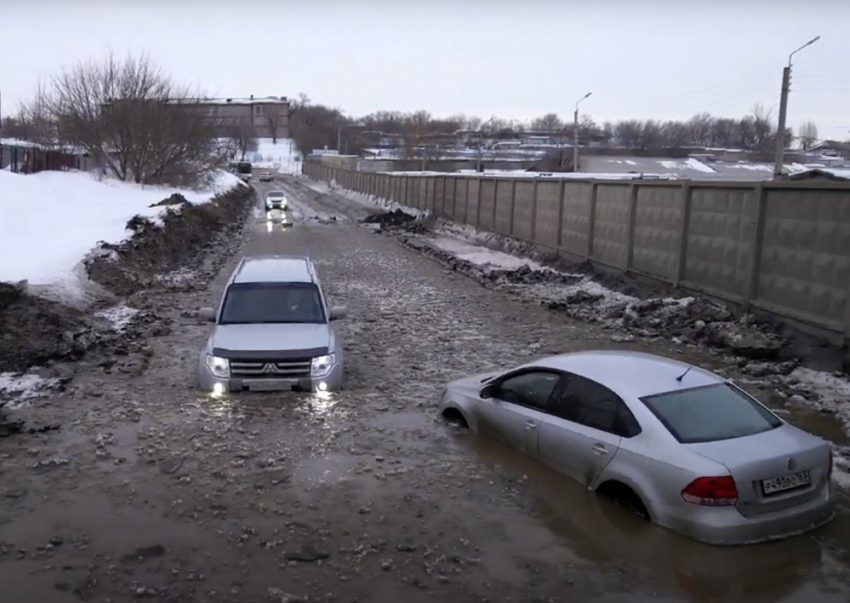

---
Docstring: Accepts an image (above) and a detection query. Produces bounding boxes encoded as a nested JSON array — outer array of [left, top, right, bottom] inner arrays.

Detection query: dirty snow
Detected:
[[658, 158, 717, 173], [0, 372, 59, 409], [0, 169, 244, 297], [94, 304, 140, 332], [430, 237, 545, 271]]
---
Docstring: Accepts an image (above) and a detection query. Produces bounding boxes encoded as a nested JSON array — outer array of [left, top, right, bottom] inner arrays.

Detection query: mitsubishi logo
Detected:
[[787, 457, 796, 471], [261, 363, 279, 374]]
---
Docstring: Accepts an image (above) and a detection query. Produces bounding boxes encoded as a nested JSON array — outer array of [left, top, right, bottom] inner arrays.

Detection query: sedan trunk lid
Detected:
[[686, 424, 831, 516]]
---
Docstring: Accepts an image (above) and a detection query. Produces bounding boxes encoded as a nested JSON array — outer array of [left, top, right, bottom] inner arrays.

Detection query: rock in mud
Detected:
[[283, 544, 330, 563], [362, 209, 415, 226]]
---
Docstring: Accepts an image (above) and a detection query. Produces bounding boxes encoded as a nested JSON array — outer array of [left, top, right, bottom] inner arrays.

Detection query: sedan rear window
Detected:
[[640, 383, 782, 444]]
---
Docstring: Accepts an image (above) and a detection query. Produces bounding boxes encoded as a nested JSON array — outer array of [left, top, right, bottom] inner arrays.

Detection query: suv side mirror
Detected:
[[329, 305, 348, 321], [480, 385, 494, 399], [199, 307, 216, 322]]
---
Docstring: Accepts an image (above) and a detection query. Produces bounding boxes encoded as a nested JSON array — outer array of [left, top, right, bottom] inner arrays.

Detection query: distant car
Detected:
[[265, 191, 288, 211], [437, 350, 834, 546], [259, 171, 274, 182], [197, 255, 347, 394]]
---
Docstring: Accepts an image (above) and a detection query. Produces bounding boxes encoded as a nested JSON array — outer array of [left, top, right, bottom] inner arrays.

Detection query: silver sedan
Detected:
[[437, 350, 834, 545]]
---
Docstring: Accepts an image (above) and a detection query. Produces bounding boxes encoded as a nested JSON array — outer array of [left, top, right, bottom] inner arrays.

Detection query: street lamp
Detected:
[[573, 92, 592, 171], [773, 36, 820, 178]]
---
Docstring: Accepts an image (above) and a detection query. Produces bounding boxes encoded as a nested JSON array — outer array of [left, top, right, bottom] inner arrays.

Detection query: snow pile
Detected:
[[0, 372, 60, 410], [94, 303, 140, 333], [658, 158, 717, 173], [0, 169, 245, 299]]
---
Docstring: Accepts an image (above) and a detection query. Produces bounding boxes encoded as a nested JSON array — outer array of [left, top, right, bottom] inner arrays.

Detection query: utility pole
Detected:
[[573, 92, 592, 172], [773, 36, 820, 179]]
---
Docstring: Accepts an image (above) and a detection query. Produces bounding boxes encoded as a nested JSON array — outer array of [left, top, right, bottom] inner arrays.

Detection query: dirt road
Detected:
[[2, 176, 849, 603]]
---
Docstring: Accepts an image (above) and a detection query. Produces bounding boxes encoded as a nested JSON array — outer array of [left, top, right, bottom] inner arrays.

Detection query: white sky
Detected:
[[2, 0, 849, 139]]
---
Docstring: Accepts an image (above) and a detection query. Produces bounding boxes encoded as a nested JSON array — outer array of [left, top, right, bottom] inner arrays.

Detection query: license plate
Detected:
[[247, 380, 291, 392], [761, 470, 811, 495]]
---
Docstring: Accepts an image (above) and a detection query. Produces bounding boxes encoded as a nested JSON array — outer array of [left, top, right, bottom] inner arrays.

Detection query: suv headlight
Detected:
[[205, 354, 231, 378], [311, 353, 335, 378]]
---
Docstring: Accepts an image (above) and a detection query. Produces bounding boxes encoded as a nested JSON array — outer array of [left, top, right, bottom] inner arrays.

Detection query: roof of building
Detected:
[[233, 255, 315, 284], [579, 155, 810, 181], [786, 168, 850, 181]]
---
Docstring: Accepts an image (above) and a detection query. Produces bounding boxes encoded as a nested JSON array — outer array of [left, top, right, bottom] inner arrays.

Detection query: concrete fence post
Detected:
[[625, 183, 639, 270], [431, 177, 438, 213], [475, 177, 483, 229], [556, 180, 566, 249], [452, 177, 459, 219], [509, 179, 517, 236], [673, 182, 694, 286], [464, 178, 471, 224], [531, 179, 539, 243], [743, 184, 768, 310], [492, 180, 499, 231], [587, 182, 599, 260]]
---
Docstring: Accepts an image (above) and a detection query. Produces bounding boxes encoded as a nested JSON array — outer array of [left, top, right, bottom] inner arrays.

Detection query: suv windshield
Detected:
[[641, 383, 782, 444], [219, 282, 326, 324]]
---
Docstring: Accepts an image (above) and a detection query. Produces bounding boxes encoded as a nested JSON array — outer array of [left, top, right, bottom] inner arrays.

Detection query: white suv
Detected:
[[198, 255, 347, 394]]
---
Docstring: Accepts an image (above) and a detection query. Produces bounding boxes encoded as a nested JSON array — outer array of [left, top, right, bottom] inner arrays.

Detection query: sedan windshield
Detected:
[[641, 383, 782, 444], [219, 282, 326, 324]]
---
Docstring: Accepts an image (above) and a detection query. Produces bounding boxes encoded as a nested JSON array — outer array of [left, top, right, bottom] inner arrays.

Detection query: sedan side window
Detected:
[[550, 374, 640, 436], [494, 371, 561, 410]]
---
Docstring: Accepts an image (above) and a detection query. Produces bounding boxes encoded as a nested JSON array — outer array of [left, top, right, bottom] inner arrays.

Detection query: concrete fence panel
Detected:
[[684, 185, 756, 301], [479, 180, 497, 231], [592, 183, 631, 268], [434, 176, 452, 217], [632, 184, 684, 280], [512, 181, 535, 241], [302, 163, 850, 342], [561, 181, 592, 257], [466, 178, 481, 226], [756, 187, 850, 330], [494, 179, 514, 235], [534, 181, 562, 249]]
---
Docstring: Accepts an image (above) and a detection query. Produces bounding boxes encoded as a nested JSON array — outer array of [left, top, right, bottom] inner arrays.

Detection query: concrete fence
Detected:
[[304, 161, 850, 344]]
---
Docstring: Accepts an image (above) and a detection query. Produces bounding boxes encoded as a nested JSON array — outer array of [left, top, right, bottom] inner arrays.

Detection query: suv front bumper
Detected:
[[199, 363, 343, 394]]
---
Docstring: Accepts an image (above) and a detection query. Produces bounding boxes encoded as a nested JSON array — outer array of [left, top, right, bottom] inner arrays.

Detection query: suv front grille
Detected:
[[230, 358, 311, 379]]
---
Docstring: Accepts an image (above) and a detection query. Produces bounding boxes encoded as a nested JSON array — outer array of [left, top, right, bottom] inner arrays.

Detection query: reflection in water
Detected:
[[454, 432, 848, 603]]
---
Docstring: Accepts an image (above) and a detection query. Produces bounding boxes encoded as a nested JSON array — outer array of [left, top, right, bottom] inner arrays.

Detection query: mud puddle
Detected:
[[450, 430, 850, 602]]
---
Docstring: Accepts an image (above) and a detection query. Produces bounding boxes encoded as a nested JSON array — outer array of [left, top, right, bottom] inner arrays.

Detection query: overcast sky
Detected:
[[3, 0, 849, 139]]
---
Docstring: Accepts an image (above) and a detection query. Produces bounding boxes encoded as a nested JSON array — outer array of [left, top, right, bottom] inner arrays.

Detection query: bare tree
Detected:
[[264, 102, 287, 144], [226, 116, 258, 161], [25, 51, 223, 186], [530, 113, 563, 132], [799, 121, 819, 150]]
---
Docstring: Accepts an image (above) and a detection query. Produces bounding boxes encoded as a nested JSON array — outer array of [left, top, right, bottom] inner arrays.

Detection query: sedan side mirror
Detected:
[[480, 385, 494, 399], [329, 305, 348, 321], [199, 307, 216, 322]]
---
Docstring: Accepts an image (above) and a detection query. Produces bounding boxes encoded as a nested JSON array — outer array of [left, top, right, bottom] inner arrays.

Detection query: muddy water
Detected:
[[1, 177, 849, 602]]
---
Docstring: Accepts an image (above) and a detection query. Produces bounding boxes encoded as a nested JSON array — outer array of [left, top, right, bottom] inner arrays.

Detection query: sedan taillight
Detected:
[[681, 476, 739, 506]]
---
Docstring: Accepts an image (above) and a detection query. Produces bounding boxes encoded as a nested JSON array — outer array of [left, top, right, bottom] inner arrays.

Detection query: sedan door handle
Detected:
[[524, 420, 537, 429], [591, 443, 608, 455]]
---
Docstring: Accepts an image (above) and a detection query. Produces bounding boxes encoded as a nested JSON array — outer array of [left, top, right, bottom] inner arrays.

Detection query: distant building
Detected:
[[170, 96, 290, 140], [809, 140, 850, 160], [103, 95, 291, 140]]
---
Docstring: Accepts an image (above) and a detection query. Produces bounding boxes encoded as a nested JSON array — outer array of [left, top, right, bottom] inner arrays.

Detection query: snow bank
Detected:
[[0, 169, 245, 298], [0, 372, 59, 410]]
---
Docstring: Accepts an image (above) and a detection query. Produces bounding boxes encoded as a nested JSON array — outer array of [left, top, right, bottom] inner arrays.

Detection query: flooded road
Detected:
[[1, 175, 849, 602]]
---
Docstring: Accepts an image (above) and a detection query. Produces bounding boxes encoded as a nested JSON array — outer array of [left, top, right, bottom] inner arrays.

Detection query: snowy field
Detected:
[[250, 138, 302, 174], [0, 169, 246, 299]]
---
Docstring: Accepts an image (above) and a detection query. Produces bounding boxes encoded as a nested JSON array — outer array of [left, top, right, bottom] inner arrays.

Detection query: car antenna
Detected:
[[675, 365, 693, 382]]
